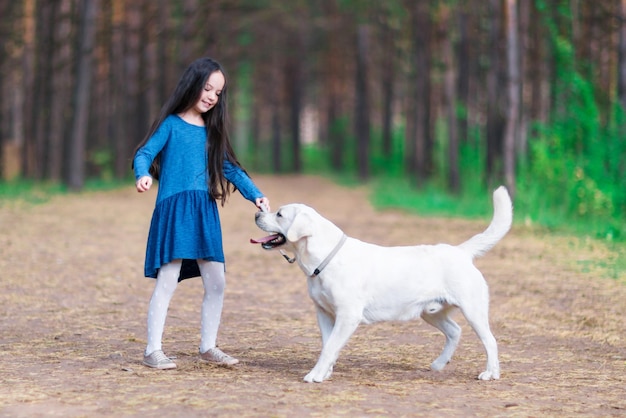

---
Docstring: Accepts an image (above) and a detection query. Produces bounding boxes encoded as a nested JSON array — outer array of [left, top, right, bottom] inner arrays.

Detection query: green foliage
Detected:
[[515, 0, 626, 241], [333, 116, 356, 173], [89, 148, 114, 181], [301, 142, 363, 188], [369, 127, 405, 177], [519, 120, 625, 241], [368, 120, 493, 220], [303, 120, 492, 217]]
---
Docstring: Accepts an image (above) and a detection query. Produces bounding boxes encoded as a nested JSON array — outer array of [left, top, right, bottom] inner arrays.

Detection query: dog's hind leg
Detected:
[[422, 309, 462, 371], [304, 313, 360, 383], [460, 302, 500, 380]]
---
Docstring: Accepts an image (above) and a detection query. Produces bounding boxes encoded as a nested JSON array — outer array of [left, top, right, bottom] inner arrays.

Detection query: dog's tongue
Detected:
[[250, 235, 276, 244]]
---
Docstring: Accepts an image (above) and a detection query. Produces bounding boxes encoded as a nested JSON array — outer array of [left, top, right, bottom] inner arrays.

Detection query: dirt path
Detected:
[[1, 175, 625, 417]]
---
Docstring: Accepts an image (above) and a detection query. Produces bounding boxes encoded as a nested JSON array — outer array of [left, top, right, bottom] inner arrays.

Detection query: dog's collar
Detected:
[[310, 234, 347, 277]]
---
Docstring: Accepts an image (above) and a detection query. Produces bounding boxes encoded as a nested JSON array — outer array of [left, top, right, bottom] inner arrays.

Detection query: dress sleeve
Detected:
[[133, 119, 172, 180], [223, 159, 264, 202]]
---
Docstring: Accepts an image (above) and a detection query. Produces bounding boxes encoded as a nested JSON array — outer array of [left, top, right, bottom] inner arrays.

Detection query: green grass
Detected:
[[0, 178, 130, 204], [370, 176, 494, 219], [0, 180, 67, 204]]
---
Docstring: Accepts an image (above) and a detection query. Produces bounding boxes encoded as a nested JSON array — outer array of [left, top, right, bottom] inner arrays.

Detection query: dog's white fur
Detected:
[[254, 186, 512, 383]]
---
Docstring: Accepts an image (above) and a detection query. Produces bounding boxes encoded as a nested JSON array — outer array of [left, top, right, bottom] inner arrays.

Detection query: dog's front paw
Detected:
[[303, 372, 322, 383], [303, 367, 331, 383], [477, 369, 500, 380]]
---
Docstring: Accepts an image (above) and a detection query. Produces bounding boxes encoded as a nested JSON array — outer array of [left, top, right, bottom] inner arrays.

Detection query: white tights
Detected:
[[145, 259, 226, 355]]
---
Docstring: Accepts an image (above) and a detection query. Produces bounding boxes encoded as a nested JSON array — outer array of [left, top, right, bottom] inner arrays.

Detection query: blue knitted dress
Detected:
[[133, 115, 263, 281]]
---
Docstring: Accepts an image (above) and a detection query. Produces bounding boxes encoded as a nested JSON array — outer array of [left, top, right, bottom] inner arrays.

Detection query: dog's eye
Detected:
[[277, 211, 282, 218]]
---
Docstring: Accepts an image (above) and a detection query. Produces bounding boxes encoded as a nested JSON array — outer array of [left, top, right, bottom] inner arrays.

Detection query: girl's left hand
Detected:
[[136, 176, 153, 193], [255, 197, 270, 212]]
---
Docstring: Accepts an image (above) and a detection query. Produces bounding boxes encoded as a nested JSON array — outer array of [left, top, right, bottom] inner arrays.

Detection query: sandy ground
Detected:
[[0, 174, 625, 417]]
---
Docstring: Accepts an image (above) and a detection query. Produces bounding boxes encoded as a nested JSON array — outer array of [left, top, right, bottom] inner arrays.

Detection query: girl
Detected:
[[133, 57, 270, 370]]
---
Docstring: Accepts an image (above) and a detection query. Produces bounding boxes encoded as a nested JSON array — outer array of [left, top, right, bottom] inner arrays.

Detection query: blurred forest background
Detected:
[[1, 0, 625, 240]]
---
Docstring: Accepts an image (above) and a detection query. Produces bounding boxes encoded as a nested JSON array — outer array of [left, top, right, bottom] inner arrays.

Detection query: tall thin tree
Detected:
[[48, 0, 72, 181], [32, 1, 54, 180], [486, 0, 504, 185], [22, 0, 36, 178], [111, 0, 127, 178], [456, 3, 470, 145], [355, 24, 370, 181], [325, 0, 345, 172], [442, 3, 459, 193], [68, 0, 99, 190], [380, 3, 396, 160], [618, 0, 626, 110], [408, 0, 432, 184], [503, 0, 519, 197], [284, 4, 306, 173]]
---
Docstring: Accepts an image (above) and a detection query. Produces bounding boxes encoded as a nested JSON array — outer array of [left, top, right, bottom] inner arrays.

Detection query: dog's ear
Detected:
[[286, 211, 313, 242]]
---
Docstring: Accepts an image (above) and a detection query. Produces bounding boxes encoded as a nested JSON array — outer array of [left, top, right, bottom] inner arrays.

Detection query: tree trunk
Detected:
[[157, 0, 173, 105], [529, 1, 550, 124], [442, 4, 459, 193], [68, 0, 99, 190], [409, 0, 432, 184], [517, 0, 530, 162], [328, 98, 343, 171], [142, 1, 160, 135], [0, 1, 22, 180], [270, 36, 282, 174], [285, 24, 304, 173], [325, 0, 344, 171], [124, 1, 142, 171], [180, 0, 198, 68], [355, 24, 370, 181], [271, 97, 282, 173], [111, 0, 127, 178], [503, 0, 519, 197], [456, 5, 469, 145], [380, 6, 395, 159], [47, 0, 73, 181], [0, 1, 5, 176], [250, 103, 260, 168], [0, 0, 7, 143], [287, 64, 303, 173], [33, 2, 55, 180], [618, 0, 626, 110], [22, 0, 36, 178], [1, 72, 23, 177], [486, 0, 504, 185]]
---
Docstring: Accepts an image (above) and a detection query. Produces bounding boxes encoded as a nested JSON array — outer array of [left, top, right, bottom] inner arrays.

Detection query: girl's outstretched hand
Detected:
[[255, 197, 270, 212], [136, 176, 153, 193]]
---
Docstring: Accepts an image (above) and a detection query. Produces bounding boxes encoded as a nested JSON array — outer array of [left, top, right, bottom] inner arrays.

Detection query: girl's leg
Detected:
[[145, 259, 182, 356], [197, 260, 238, 365], [197, 260, 226, 352]]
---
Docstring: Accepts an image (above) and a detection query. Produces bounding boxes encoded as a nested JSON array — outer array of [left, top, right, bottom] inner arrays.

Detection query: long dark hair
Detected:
[[133, 57, 244, 205]]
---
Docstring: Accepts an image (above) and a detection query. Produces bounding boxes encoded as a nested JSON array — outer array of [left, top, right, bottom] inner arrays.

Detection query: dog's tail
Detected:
[[458, 186, 513, 259]]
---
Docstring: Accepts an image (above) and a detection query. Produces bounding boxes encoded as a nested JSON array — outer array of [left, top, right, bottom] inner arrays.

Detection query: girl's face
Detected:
[[192, 71, 225, 115]]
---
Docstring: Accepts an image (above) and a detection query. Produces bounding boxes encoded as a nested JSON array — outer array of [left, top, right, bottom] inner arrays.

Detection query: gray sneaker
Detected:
[[143, 350, 177, 370], [199, 347, 239, 365]]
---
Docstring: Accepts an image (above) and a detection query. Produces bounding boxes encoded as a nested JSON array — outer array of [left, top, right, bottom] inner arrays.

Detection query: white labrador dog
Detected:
[[251, 186, 512, 383]]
